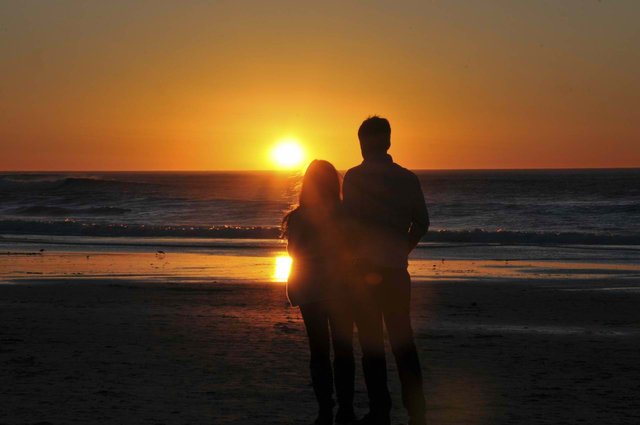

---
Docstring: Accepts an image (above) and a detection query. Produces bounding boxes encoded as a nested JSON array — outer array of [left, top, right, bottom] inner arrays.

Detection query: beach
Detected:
[[2, 249, 640, 425], [1, 168, 639, 424]]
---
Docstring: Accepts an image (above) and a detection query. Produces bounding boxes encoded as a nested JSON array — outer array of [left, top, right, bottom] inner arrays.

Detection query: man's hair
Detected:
[[358, 116, 391, 156]]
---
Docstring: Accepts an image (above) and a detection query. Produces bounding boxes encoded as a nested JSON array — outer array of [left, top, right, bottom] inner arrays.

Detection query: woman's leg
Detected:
[[300, 302, 335, 416], [328, 297, 355, 415]]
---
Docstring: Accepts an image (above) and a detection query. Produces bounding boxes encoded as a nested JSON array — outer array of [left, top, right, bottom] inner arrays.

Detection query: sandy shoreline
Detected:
[[1, 251, 640, 424], [2, 247, 640, 284]]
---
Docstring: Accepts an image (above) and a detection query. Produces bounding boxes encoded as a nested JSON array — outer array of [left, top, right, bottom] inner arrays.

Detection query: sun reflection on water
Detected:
[[274, 255, 292, 282]]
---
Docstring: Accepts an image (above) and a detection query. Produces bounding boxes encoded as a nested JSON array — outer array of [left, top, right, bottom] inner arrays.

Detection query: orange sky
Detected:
[[1, 1, 639, 170]]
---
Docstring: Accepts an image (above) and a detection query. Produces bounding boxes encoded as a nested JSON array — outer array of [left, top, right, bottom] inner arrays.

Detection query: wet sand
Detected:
[[1, 252, 640, 424]]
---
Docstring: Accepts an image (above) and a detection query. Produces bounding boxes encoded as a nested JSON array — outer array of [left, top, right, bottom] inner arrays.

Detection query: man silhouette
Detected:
[[343, 116, 429, 425]]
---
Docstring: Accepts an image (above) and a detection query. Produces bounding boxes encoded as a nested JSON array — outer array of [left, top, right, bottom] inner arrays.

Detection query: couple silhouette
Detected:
[[282, 116, 430, 425]]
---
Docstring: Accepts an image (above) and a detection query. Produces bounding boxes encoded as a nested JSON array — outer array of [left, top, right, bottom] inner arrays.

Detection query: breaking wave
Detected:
[[0, 220, 639, 245], [11, 206, 131, 217]]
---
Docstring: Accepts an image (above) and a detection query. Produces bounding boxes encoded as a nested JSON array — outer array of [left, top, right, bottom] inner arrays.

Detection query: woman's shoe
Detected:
[[314, 407, 334, 425], [335, 408, 357, 424], [314, 416, 333, 425]]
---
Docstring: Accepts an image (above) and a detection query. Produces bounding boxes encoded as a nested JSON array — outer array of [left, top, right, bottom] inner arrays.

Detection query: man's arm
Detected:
[[408, 174, 429, 252], [342, 170, 356, 216], [341, 170, 361, 254]]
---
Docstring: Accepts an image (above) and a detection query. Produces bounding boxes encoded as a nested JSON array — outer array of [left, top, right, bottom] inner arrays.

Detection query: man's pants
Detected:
[[300, 297, 355, 411], [351, 266, 426, 417]]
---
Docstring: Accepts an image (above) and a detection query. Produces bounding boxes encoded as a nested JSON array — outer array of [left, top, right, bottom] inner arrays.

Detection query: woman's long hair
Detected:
[[281, 160, 342, 238]]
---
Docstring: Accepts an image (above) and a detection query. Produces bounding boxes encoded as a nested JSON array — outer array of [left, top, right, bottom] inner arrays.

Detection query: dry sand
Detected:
[[1, 253, 640, 424]]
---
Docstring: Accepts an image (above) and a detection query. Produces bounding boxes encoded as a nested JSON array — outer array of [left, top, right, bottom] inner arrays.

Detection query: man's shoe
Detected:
[[335, 408, 357, 424], [355, 412, 390, 425]]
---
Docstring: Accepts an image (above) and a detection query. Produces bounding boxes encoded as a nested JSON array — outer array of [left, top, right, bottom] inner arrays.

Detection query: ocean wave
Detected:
[[11, 206, 131, 217], [0, 219, 639, 245], [53, 177, 151, 190], [0, 220, 281, 239], [0, 175, 153, 192], [426, 229, 640, 245], [0, 175, 61, 191]]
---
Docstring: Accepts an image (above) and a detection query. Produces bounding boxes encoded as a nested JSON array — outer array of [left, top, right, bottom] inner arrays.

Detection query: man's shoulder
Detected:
[[389, 161, 419, 182], [344, 164, 364, 175], [344, 161, 417, 181], [390, 161, 414, 174], [343, 164, 365, 183]]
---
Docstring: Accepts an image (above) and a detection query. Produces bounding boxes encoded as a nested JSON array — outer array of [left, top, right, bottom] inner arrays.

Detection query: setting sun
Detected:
[[271, 139, 304, 169]]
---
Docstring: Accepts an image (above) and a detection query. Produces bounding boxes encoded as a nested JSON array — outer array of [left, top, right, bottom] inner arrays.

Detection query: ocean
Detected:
[[1, 169, 639, 263]]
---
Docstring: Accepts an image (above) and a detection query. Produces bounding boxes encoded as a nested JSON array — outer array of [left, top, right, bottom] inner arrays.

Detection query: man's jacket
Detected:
[[343, 153, 429, 268]]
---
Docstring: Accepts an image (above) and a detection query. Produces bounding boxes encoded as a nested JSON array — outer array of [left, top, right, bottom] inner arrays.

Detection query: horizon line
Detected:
[[1, 166, 639, 173]]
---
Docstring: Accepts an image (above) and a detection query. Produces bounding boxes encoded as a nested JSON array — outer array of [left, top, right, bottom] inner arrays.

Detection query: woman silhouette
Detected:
[[282, 160, 356, 425]]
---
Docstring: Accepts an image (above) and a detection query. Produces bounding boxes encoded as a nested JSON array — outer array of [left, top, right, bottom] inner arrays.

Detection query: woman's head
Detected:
[[299, 160, 341, 209], [281, 160, 341, 238]]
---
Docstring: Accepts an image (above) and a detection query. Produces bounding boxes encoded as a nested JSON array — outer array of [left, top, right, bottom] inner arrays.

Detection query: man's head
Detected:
[[358, 116, 391, 159]]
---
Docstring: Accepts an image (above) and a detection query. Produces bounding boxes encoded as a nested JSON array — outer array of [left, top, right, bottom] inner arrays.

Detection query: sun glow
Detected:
[[271, 139, 304, 169], [274, 255, 293, 282]]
